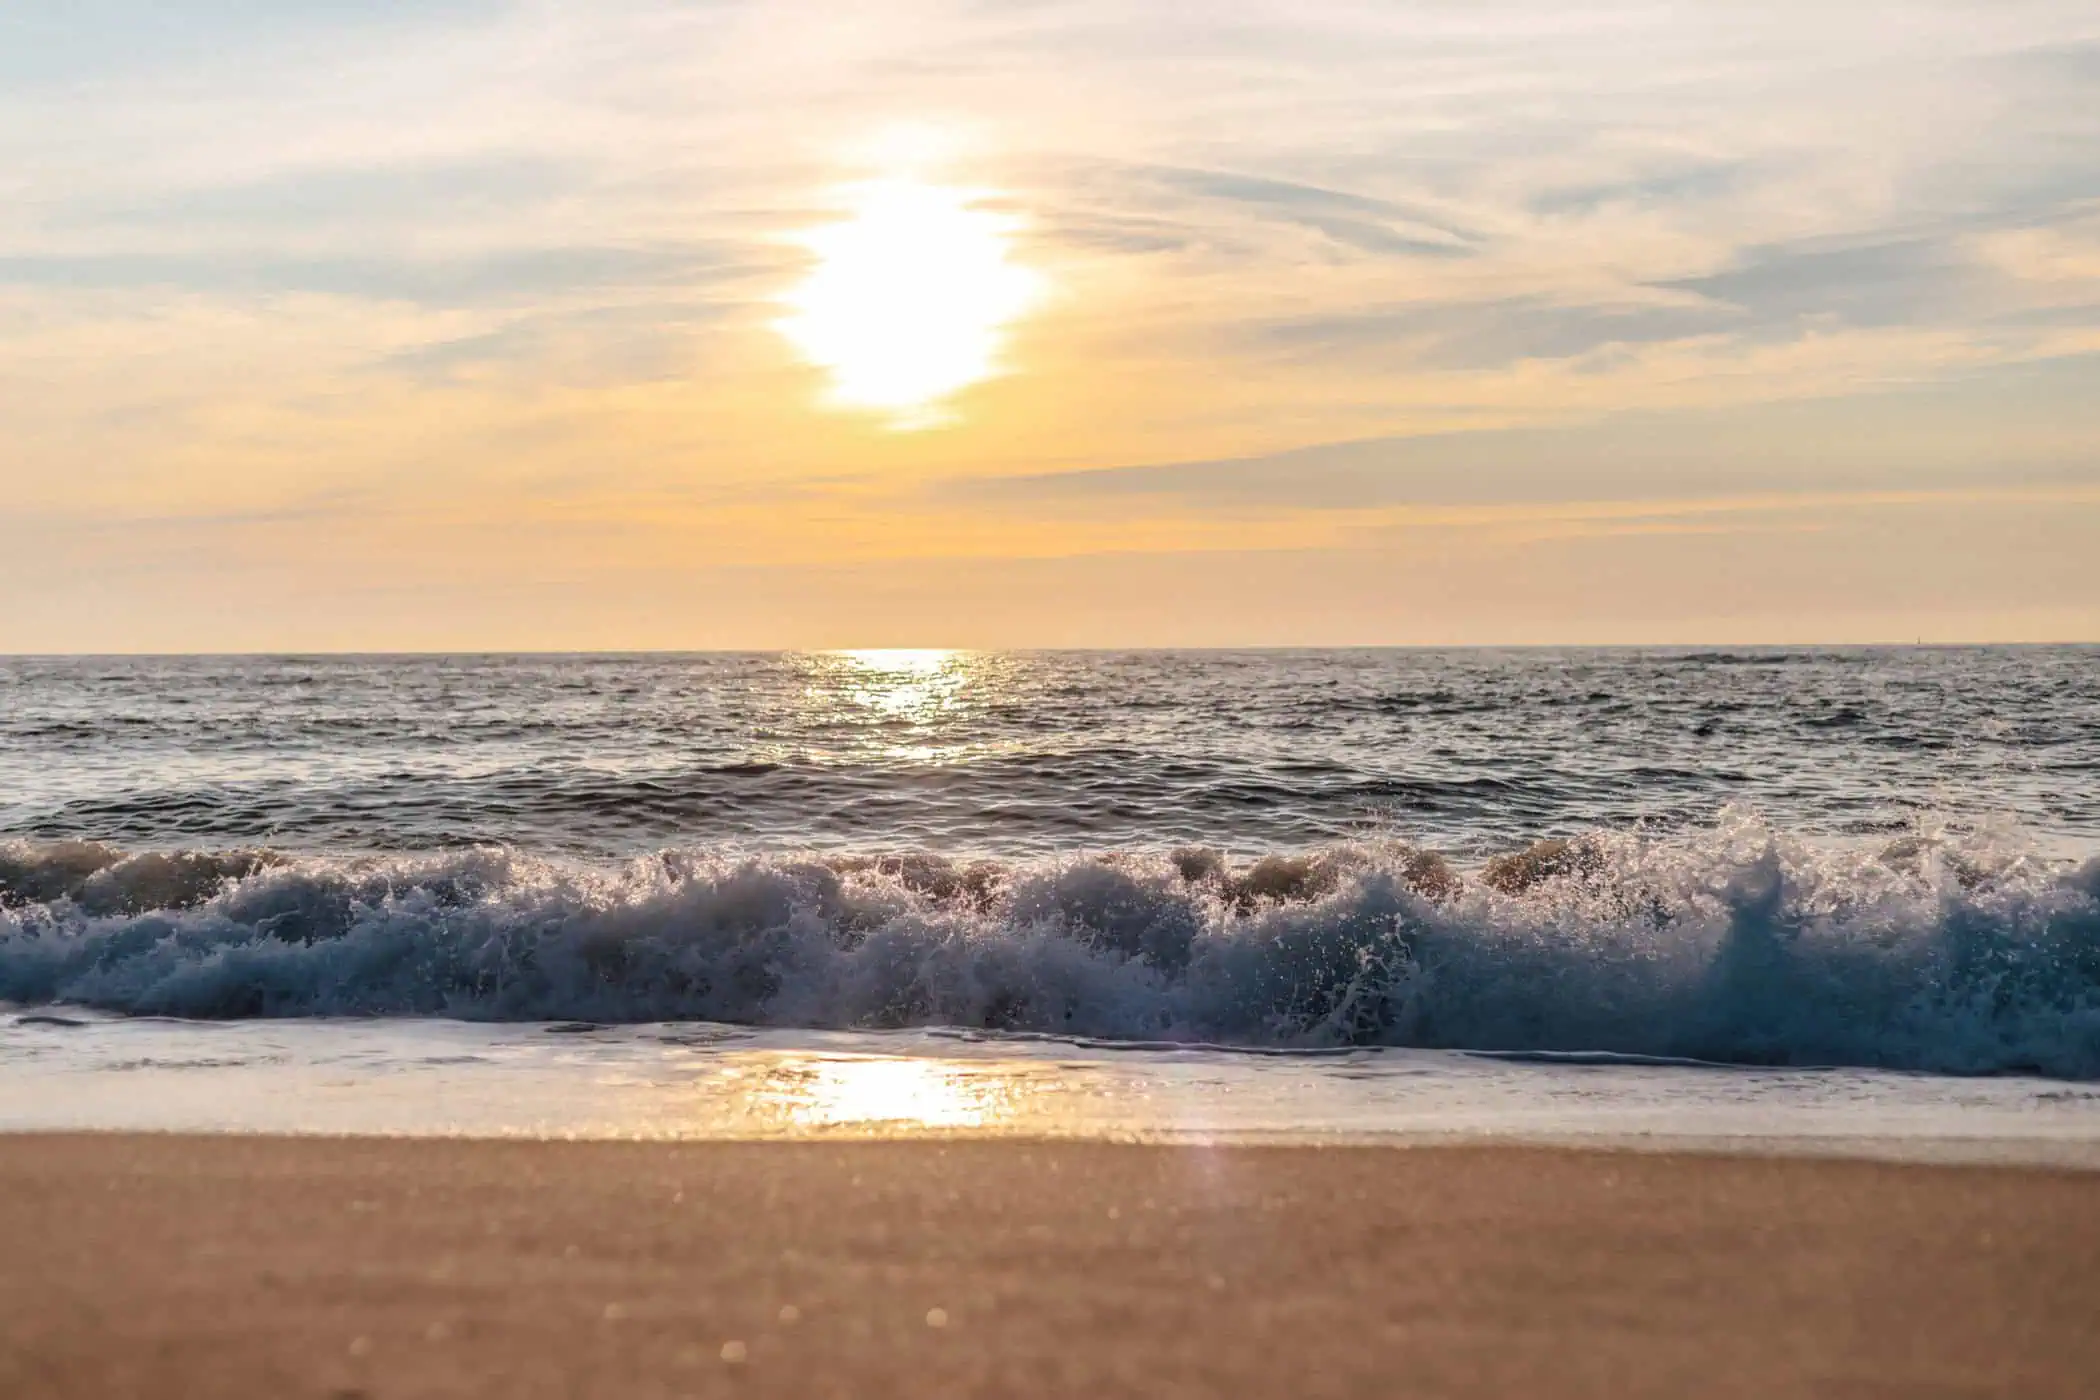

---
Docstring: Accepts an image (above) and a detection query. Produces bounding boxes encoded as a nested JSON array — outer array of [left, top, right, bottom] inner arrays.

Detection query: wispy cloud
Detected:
[[0, 244, 754, 308], [948, 356, 2100, 516]]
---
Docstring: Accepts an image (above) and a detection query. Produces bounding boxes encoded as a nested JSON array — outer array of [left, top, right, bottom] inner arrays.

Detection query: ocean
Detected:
[[4, 648, 2098, 1158]]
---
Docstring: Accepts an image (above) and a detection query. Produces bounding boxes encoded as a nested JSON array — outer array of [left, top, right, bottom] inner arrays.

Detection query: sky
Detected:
[[3, 0, 2098, 650]]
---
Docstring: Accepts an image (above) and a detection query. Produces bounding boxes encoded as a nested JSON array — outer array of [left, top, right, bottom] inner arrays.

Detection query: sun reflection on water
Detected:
[[737, 1054, 1025, 1133], [835, 648, 966, 717], [798, 649, 985, 760]]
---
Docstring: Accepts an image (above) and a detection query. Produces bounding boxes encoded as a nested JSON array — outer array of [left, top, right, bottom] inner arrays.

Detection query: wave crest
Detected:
[[4, 817, 2098, 1077]]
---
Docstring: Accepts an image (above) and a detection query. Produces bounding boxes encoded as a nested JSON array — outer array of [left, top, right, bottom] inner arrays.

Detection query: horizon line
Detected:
[[4, 640, 2095, 661]]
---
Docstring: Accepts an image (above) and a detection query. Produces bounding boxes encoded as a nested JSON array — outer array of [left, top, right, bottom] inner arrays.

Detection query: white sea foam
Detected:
[[3, 813, 2097, 1078]]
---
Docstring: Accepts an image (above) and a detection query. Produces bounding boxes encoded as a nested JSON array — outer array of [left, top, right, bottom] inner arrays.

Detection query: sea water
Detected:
[[3, 649, 2097, 1160]]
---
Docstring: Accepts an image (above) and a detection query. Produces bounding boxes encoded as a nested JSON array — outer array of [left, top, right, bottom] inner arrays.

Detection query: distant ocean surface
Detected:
[[5, 649, 2100, 1135]]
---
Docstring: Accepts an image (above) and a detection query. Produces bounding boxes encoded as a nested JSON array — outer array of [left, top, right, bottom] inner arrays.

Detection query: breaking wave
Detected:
[[4, 814, 2098, 1078]]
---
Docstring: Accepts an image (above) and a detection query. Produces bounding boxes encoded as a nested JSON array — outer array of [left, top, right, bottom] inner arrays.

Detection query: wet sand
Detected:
[[1, 1135, 2094, 1398]]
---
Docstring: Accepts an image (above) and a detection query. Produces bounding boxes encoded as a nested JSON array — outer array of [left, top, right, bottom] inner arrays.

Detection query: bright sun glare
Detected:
[[779, 180, 1041, 428]]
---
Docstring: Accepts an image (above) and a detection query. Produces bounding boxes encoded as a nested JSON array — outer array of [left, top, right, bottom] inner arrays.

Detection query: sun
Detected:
[[778, 179, 1042, 428]]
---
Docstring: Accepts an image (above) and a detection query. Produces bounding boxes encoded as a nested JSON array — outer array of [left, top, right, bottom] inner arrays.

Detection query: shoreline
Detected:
[[10, 1124, 2100, 1173], [9, 1017, 2096, 1165], [3, 1134, 2096, 1398]]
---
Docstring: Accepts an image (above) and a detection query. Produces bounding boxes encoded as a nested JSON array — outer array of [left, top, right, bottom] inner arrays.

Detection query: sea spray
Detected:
[[3, 817, 2098, 1077]]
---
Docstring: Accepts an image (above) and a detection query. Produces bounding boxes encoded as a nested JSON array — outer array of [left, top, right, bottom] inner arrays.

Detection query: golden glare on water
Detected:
[[824, 648, 974, 724], [837, 647, 956, 674], [788, 649, 1019, 765], [778, 180, 1041, 428], [750, 1056, 1019, 1132]]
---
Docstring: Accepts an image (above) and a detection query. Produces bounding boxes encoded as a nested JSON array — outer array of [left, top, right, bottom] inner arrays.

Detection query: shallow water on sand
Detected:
[[4, 1014, 2095, 1167]]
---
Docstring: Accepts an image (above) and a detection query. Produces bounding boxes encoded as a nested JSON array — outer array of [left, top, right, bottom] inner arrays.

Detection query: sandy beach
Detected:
[[1, 1135, 2094, 1398]]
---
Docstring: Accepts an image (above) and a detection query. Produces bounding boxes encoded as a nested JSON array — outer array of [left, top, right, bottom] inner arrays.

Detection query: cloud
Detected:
[[1252, 298, 1737, 370], [0, 244, 753, 309], [1665, 237, 1993, 330], [1527, 161, 1752, 217], [0, 1, 509, 87], [58, 159, 586, 239], [373, 302, 735, 385], [948, 355, 2100, 517], [1133, 165, 1477, 258]]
